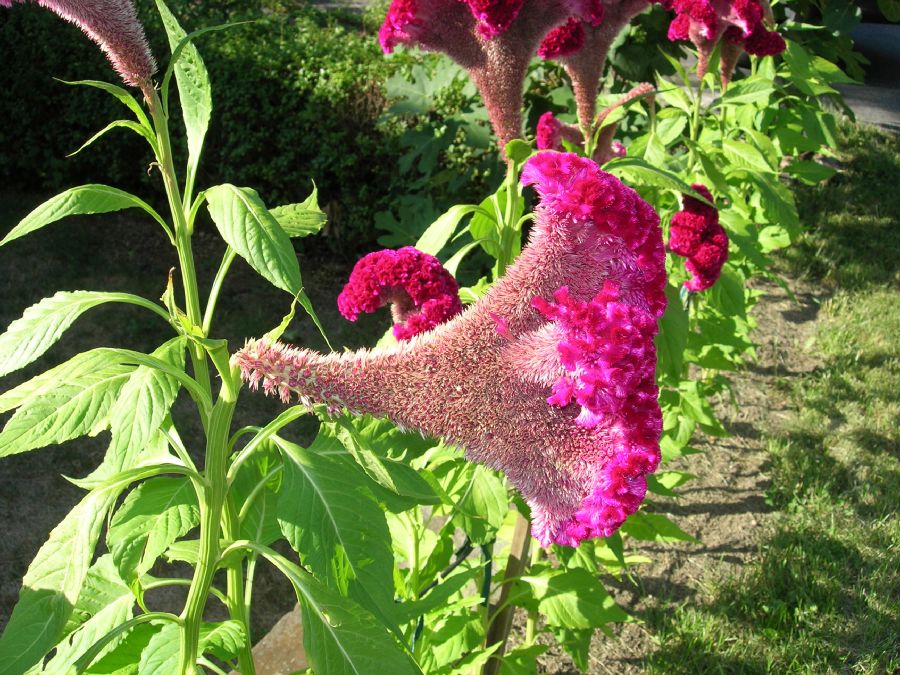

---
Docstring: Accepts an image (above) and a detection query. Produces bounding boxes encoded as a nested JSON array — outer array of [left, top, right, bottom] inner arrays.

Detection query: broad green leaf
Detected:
[[44, 557, 134, 674], [199, 620, 246, 661], [68, 120, 157, 157], [415, 204, 478, 257], [656, 284, 688, 381], [418, 612, 484, 673], [91, 338, 186, 479], [784, 159, 837, 185], [155, 0, 212, 198], [206, 184, 301, 294], [620, 511, 698, 543], [758, 225, 791, 252], [522, 567, 628, 628], [0, 489, 113, 673], [722, 139, 774, 173], [393, 566, 483, 624], [748, 172, 801, 234], [108, 477, 200, 584], [0, 291, 165, 379], [0, 363, 132, 458], [677, 381, 727, 436], [499, 644, 549, 675], [84, 623, 157, 674], [708, 267, 746, 317], [0, 350, 128, 414], [717, 77, 774, 106], [249, 545, 422, 675], [0, 186, 168, 247], [646, 471, 696, 497], [605, 157, 706, 200], [548, 626, 593, 672], [270, 183, 328, 239], [137, 622, 180, 674], [275, 438, 396, 625], [447, 464, 508, 544]]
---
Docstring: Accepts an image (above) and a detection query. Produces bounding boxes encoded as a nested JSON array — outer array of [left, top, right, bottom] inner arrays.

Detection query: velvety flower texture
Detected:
[[379, 0, 602, 150], [668, 184, 729, 291], [659, 0, 785, 84], [2, 0, 156, 88], [537, 16, 587, 59], [337, 247, 463, 341], [235, 153, 667, 547], [535, 111, 583, 151]]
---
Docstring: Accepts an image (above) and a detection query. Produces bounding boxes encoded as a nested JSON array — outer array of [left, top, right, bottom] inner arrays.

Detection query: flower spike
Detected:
[[668, 184, 729, 291], [236, 153, 667, 547], [2, 0, 156, 89]]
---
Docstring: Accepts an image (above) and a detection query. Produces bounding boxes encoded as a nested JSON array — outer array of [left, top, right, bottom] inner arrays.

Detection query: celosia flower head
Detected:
[[2, 0, 156, 88], [658, 0, 784, 84], [235, 153, 667, 547], [379, 0, 603, 150], [337, 247, 463, 341], [536, 111, 583, 151], [668, 184, 729, 291]]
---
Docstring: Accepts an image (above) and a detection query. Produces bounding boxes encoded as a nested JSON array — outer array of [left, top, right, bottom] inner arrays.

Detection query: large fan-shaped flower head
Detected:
[[379, 0, 604, 151], [337, 247, 463, 341], [235, 153, 667, 547], [2, 0, 156, 90]]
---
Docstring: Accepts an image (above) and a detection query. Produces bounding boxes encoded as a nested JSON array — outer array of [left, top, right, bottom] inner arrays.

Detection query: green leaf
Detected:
[[0, 489, 113, 673], [877, 0, 900, 21], [749, 172, 800, 234], [758, 225, 791, 253], [58, 79, 152, 130], [84, 623, 157, 674], [656, 284, 688, 381], [0, 291, 166, 379], [247, 544, 422, 675], [785, 159, 836, 186], [708, 266, 746, 317], [722, 139, 774, 173], [604, 157, 703, 198], [448, 464, 508, 544], [270, 183, 328, 239], [68, 120, 157, 157], [415, 204, 478, 257], [394, 566, 483, 624], [43, 556, 134, 674], [0, 185, 168, 247], [199, 620, 247, 661], [498, 644, 549, 675], [107, 477, 200, 584], [91, 338, 186, 479], [717, 77, 774, 106], [522, 567, 628, 628], [155, 0, 212, 197], [646, 471, 696, 497], [620, 511, 699, 543], [275, 438, 396, 625], [548, 626, 593, 672], [505, 139, 534, 167], [206, 184, 301, 294], [137, 622, 180, 674], [0, 362, 132, 458]]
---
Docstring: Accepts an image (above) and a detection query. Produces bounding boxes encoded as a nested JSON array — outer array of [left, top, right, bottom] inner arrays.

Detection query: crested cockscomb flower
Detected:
[[2, 0, 156, 88], [659, 0, 784, 85], [235, 153, 667, 547], [535, 111, 583, 151], [379, 0, 604, 150], [538, 16, 587, 59], [543, 0, 652, 135], [337, 247, 463, 341], [668, 184, 729, 291]]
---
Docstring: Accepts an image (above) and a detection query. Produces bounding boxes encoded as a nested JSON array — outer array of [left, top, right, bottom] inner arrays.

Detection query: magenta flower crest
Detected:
[[235, 153, 667, 547], [337, 247, 463, 341], [2, 0, 156, 88], [658, 0, 785, 84], [668, 184, 729, 291], [379, 0, 605, 150], [535, 111, 583, 151]]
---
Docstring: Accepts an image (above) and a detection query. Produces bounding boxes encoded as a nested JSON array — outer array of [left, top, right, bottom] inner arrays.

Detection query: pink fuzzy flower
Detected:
[[538, 16, 586, 59], [235, 153, 667, 547], [535, 111, 583, 151], [668, 184, 729, 291], [379, 0, 603, 150], [2, 0, 156, 88], [337, 247, 463, 341], [611, 140, 627, 157], [658, 0, 784, 85]]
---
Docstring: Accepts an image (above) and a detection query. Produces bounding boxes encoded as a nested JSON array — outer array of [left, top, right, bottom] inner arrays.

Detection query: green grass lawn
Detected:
[[644, 125, 900, 674]]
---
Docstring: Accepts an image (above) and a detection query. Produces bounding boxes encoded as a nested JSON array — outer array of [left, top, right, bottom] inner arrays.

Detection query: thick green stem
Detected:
[[687, 78, 705, 170], [223, 498, 257, 675], [177, 397, 235, 674], [496, 162, 520, 277], [523, 546, 543, 645], [145, 88, 211, 399]]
